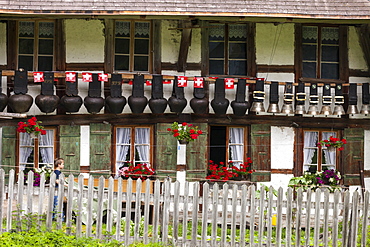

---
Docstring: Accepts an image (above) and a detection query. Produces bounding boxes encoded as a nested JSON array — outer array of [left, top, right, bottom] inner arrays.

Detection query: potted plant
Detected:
[[17, 117, 47, 138], [167, 122, 203, 144], [317, 136, 346, 152], [118, 162, 155, 180], [205, 159, 255, 182], [288, 169, 341, 192], [24, 165, 53, 186]]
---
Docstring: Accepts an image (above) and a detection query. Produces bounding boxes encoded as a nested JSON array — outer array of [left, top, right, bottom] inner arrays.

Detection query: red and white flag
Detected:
[[98, 73, 108, 82], [193, 77, 204, 88], [224, 78, 234, 89], [82, 72, 92, 82], [65, 72, 76, 82], [33, 72, 44, 83], [177, 76, 188, 87], [146, 80, 152, 86], [163, 80, 172, 84]]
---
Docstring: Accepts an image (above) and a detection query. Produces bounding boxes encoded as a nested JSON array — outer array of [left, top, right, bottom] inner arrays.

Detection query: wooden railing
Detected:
[[0, 169, 369, 246]]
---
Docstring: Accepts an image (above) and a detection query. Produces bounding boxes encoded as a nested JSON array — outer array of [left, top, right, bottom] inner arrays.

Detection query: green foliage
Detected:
[[288, 170, 341, 192]]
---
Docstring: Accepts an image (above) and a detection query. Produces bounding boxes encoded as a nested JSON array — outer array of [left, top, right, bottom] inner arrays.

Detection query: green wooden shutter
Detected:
[[186, 123, 208, 181], [250, 124, 271, 182], [155, 123, 177, 180], [60, 125, 80, 176], [90, 123, 112, 178], [342, 128, 364, 185], [1, 126, 16, 175]]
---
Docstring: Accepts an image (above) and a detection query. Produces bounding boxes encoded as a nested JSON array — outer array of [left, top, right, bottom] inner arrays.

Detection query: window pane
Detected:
[[229, 43, 246, 59], [321, 45, 339, 62], [209, 60, 224, 75], [321, 63, 339, 79], [19, 39, 34, 54], [39, 22, 54, 38], [321, 27, 339, 45], [116, 21, 130, 37], [18, 56, 33, 71], [19, 21, 34, 37], [209, 25, 224, 41], [229, 60, 246, 75], [229, 24, 247, 41], [39, 39, 54, 55], [302, 44, 317, 61], [134, 39, 149, 54], [302, 62, 316, 78], [209, 42, 224, 58], [302, 26, 318, 43], [115, 38, 130, 54], [134, 56, 149, 71], [135, 22, 150, 38], [115, 55, 129, 70], [38, 56, 53, 71]]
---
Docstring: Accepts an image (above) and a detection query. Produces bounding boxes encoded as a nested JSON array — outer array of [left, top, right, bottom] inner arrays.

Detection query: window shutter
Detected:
[[186, 123, 208, 181], [90, 123, 112, 178], [342, 128, 364, 185], [1, 126, 16, 175], [250, 124, 271, 182], [60, 125, 80, 176], [155, 123, 177, 180]]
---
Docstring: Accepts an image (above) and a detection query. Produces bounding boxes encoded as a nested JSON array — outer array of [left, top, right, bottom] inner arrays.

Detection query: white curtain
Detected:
[[116, 128, 131, 174], [322, 132, 336, 169], [19, 133, 33, 170], [229, 128, 244, 167], [135, 128, 149, 164], [39, 130, 54, 166], [303, 132, 318, 171]]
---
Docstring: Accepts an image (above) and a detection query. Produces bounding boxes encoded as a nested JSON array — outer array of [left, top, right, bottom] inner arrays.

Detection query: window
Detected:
[[115, 126, 152, 173], [301, 26, 339, 79], [18, 129, 56, 170], [114, 21, 151, 72], [208, 23, 248, 76], [210, 126, 247, 167], [303, 130, 339, 173], [17, 21, 55, 71]]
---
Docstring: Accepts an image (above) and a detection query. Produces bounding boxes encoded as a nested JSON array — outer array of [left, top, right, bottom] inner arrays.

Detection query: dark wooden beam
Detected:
[[162, 62, 201, 71], [177, 21, 192, 72], [356, 24, 370, 76], [257, 64, 294, 73]]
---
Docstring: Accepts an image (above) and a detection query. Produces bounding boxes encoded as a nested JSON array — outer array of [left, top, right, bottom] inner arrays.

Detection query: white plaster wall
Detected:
[[258, 174, 294, 191], [65, 19, 105, 63], [348, 26, 368, 71], [365, 130, 370, 171], [271, 126, 294, 169], [0, 23, 6, 65], [256, 23, 294, 65], [161, 20, 181, 63]]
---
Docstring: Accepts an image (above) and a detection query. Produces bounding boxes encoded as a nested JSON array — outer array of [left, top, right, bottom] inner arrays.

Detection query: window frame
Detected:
[[17, 127, 57, 171], [16, 20, 56, 71], [113, 125, 153, 174]]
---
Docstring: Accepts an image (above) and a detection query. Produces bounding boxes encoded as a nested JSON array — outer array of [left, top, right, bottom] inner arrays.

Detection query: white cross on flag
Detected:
[[65, 72, 76, 82], [193, 77, 204, 88], [224, 78, 234, 89], [98, 73, 108, 82], [177, 76, 188, 87], [33, 72, 44, 83], [82, 72, 92, 82]]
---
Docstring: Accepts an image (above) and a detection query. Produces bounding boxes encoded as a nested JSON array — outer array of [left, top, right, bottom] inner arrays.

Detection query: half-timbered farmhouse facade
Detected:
[[0, 0, 370, 190]]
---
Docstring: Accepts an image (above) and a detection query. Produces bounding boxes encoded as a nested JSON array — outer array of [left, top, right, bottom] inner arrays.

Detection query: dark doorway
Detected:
[[210, 126, 226, 164]]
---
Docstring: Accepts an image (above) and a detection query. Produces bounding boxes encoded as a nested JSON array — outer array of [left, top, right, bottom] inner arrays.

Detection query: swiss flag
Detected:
[[224, 78, 234, 89], [146, 80, 152, 86], [82, 72, 92, 82], [163, 80, 172, 84], [177, 76, 187, 87], [98, 73, 108, 82], [33, 72, 44, 83], [193, 77, 204, 88], [128, 80, 133, 85], [65, 72, 76, 82]]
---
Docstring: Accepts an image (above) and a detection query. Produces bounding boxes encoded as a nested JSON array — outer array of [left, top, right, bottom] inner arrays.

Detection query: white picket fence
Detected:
[[0, 168, 369, 247]]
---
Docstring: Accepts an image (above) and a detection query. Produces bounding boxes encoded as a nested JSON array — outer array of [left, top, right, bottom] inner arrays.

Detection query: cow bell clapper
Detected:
[[346, 83, 359, 115], [149, 74, 167, 114], [231, 79, 249, 116], [320, 84, 332, 115], [361, 83, 370, 115], [61, 72, 83, 113], [168, 76, 187, 113], [105, 73, 126, 114], [211, 78, 229, 115], [35, 72, 60, 113], [0, 70, 8, 112], [190, 79, 209, 114], [307, 83, 319, 115], [332, 84, 345, 116], [281, 82, 294, 114], [84, 73, 105, 114], [295, 82, 306, 115], [8, 69, 33, 113], [250, 78, 265, 113], [267, 81, 279, 113], [128, 74, 148, 114]]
